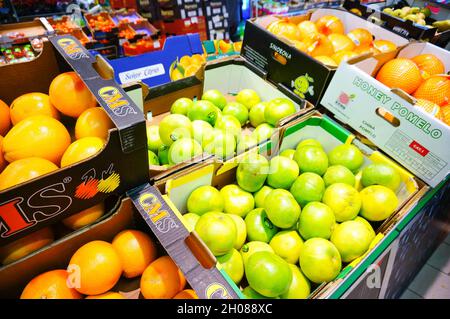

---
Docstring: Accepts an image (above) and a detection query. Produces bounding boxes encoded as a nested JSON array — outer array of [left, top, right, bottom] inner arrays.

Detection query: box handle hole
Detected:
[[184, 231, 217, 269], [376, 107, 400, 127]]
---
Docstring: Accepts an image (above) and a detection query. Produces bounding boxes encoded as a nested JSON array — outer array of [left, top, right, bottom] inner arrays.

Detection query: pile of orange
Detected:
[[375, 54, 450, 125], [170, 54, 206, 81], [19, 229, 198, 300], [266, 15, 398, 67], [0, 71, 116, 265]]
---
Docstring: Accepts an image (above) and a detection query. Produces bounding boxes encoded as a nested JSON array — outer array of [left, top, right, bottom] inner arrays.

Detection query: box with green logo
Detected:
[[0, 35, 148, 246], [321, 42, 450, 187], [146, 111, 427, 299]]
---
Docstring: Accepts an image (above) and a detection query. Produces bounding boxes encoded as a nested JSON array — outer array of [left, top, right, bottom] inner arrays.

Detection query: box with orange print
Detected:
[[0, 35, 148, 247], [0, 193, 242, 299]]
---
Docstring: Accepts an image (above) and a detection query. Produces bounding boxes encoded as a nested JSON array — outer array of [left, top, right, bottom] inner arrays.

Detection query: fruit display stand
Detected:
[[241, 7, 410, 106], [0, 35, 148, 247], [0, 18, 53, 45], [321, 41, 450, 187], [148, 111, 427, 299], [140, 56, 312, 179], [343, 0, 450, 47], [0, 194, 241, 299]]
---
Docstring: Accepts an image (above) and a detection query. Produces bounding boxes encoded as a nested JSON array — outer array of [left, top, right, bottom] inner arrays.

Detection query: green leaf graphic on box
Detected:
[[176, 64, 185, 76]]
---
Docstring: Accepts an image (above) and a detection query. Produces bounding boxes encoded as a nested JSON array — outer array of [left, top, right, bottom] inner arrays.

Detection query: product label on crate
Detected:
[[213, 8, 221, 14], [384, 130, 447, 181], [119, 64, 165, 84]]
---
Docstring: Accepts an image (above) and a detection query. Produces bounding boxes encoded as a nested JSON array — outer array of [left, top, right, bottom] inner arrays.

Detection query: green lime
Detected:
[[253, 185, 273, 208], [280, 264, 311, 299], [217, 248, 244, 285], [236, 135, 258, 154], [264, 189, 301, 229], [249, 102, 267, 128], [187, 100, 220, 126], [236, 89, 261, 110], [290, 172, 325, 207], [323, 165, 355, 187], [195, 212, 237, 256], [183, 213, 200, 230], [148, 150, 159, 166], [203, 129, 236, 159], [294, 145, 328, 176], [227, 213, 247, 250], [252, 123, 274, 143], [236, 153, 269, 192], [146, 125, 164, 153], [223, 102, 249, 126], [187, 185, 224, 215], [157, 144, 170, 165], [264, 97, 296, 126], [240, 241, 274, 265], [298, 202, 335, 240], [220, 184, 255, 218], [359, 185, 398, 221], [279, 149, 296, 160], [328, 144, 364, 173], [215, 114, 242, 140], [331, 220, 375, 262], [245, 251, 292, 297], [322, 183, 362, 222], [192, 120, 214, 146], [245, 208, 278, 243], [168, 138, 202, 164], [361, 163, 401, 191], [267, 156, 299, 189], [158, 114, 192, 146], [202, 89, 227, 110], [296, 139, 323, 150], [269, 230, 303, 264], [170, 97, 193, 115]]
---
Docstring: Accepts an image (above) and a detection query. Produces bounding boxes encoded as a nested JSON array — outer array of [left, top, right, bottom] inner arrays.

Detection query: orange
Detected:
[[411, 54, 445, 76], [440, 105, 450, 125], [62, 203, 105, 230], [307, 34, 335, 57], [60, 137, 105, 168], [49, 72, 97, 118], [140, 256, 186, 299], [218, 40, 233, 53], [184, 64, 200, 77], [291, 40, 309, 54], [75, 107, 114, 140], [413, 76, 450, 106], [353, 45, 380, 55], [415, 99, 443, 120], [0, 136, 7, 173], [297, 20, 319, 43], [373, 40, 397, 53], [328, 33, 355, 52], [173, 289, 199, 299], [315, 55, 338, 67], [171, 68, 184, 81], [0, 157, 58, 191], [347, 28, 373, 48], [233, 41, 242, 52], [3, 115, 71, 164], [68, 240, 123, 295], [112, 229, 158, 278], [267, 19, 302, 41], [315, 15, 345, 35], [191, 54, 205, 65], [179, 55, 192, 68], [20, 269, 83, 299], [0, 227, 54, 265], [0, 99, 11, 136], [85, 292, 125, 299], [376, 58, 423, 94], [10, 93, 60, 125], [331, 50, 358, 65]]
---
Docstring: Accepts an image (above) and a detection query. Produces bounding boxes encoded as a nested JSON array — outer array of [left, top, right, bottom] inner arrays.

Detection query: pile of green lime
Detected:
[[146, 89, 297, 167], [183, 139, 402, 299]]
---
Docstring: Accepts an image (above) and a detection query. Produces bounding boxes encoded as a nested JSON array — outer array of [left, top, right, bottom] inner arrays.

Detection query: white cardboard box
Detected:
[[321, 42, 450, 187]]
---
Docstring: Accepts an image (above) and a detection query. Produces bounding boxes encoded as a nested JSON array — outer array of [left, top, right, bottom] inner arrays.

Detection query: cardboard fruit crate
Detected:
[[122, 56, 311, 180], [0, 35, 148, 246], [321, 41, 450, 187], [157, 16, 208, 40], [241, 7, 410, 106], [84, 12, 119, 40], [149, 111, 427, 299], [110, 9, 146, 25], [0, 18, 54, 45], [0, 194, 241, 299], [343, 0, 450, 47]]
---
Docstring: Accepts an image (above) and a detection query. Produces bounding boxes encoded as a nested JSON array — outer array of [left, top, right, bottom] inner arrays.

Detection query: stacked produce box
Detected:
[[203, 0, 230, 40], [0, 5, 449, 300]]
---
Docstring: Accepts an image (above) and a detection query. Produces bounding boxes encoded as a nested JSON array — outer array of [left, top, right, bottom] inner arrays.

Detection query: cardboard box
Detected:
[[343, 0, 450, 47], [156, 0, 204, 21], [157, 16, 208, 40], [0, 194, 242, 299], [108, 33, 204, 88], [84, 12, 119, 40], [0, 18, 54, 45], [110, 9, 146, 25], [150, 111, 426, 299], [321, 42, 450, 187], [241, 8, 409, 106], [0, 35, 148, 246], [140, 56, 312, 179]]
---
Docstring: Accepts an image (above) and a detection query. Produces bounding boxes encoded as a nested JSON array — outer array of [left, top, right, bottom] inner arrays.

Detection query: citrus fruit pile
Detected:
[[266, 15, 398, 66], [19, 229, 197, 299], [0, 71, 115, 191], [169, 54, 207, 81], [146, 89, 297, 167], [184, 139, 402, 298], [0, 202, 106, 266], [375, 54, 450, 125]]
